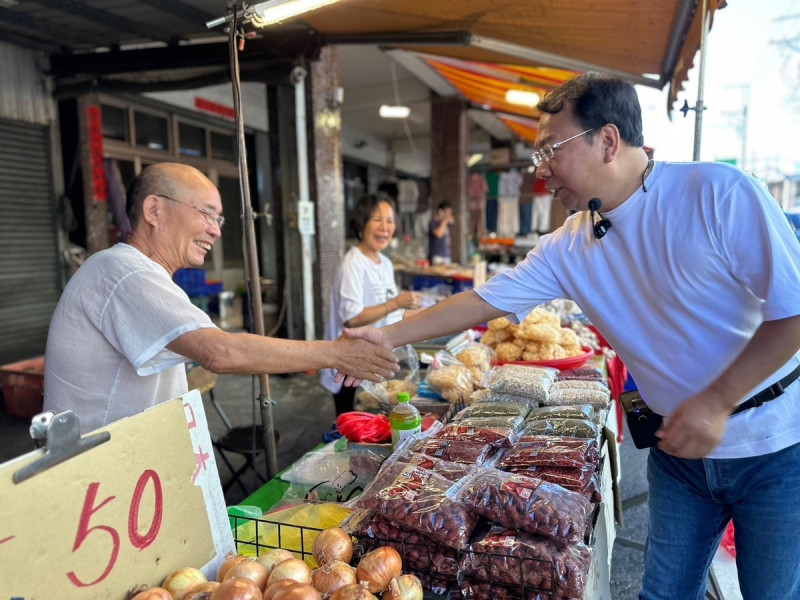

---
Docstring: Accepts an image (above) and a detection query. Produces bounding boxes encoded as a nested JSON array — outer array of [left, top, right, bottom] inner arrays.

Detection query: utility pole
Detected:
[[723, 84, 750, 170]]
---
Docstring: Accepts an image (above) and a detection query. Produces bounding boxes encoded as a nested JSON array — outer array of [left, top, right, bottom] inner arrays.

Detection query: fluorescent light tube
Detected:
[[379, 105, 411, 119], [252, 0, 339, 26], [505, 89, 541, 108]]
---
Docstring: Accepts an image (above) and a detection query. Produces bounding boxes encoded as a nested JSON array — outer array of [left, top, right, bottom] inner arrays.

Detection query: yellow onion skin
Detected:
[[355, 547, 403, 594], [311, 560, 357, 596], [209, 576, 263, 600], [381, 575, 422, 600], [270, 582, 323, 600], [267, 557, 313, 587], [185, 581, 221, 600], [256, 548, 297, 573], [312, 528, 354, 566], [329, 583, 378, 600], [131, 588, 173, 600], [218, 553, 249, 582], [264, 578, 303, 600], [224, 558, 270, 590], [163, 567, 209, 600]]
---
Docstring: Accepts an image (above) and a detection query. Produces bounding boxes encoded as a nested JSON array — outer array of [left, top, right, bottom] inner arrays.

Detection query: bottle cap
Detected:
[[397, 392, 410, 403]]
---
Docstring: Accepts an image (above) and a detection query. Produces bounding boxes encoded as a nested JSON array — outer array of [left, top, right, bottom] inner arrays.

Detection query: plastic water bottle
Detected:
[[389, 392, 421, 449]]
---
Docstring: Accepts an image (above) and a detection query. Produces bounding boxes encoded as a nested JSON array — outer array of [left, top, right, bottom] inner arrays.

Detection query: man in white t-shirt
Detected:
[[345, 74, 800, 599], [44, 163, 398, 433]]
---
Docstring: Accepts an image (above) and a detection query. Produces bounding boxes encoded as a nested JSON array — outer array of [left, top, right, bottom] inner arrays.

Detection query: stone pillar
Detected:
[[430, 95, 468, 265], [308, 47, 343, 339]]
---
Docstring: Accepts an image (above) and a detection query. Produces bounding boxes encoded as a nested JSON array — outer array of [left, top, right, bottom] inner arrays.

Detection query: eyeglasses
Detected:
[[156, 194, 225, 228], [531, 128, 594, 167]]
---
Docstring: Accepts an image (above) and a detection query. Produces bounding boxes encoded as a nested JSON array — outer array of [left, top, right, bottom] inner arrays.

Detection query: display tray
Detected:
[[496, 347, 595, 370]]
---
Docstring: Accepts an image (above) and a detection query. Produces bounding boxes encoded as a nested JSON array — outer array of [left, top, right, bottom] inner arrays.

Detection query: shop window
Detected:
[[211, 131, 236, 161], [179, 122, 207, 157], [134, 111, 169, 151], [101, 104, 128, 142], [218, 175, 244, 268]]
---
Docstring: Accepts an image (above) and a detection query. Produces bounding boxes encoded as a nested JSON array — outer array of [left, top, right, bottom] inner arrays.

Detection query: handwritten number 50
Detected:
[[67, 469, 163, 587]]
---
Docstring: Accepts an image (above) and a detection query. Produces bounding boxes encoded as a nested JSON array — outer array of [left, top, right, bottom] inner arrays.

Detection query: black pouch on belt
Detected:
[[618, 389, 663, 449]]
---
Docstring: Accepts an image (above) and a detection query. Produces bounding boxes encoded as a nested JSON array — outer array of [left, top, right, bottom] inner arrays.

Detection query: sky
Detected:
[[635, 0, 800, 181]]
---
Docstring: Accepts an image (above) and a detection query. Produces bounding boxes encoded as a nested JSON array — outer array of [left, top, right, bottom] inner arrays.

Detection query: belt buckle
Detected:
[[767, 381, 785, 400]]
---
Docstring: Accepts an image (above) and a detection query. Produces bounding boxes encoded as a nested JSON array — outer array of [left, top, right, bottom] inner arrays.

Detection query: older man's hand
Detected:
[[332, 334, 399, 386]]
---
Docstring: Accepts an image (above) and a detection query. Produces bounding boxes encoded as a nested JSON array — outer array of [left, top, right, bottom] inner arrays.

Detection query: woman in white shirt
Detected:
[[321, 194, 422, 415]]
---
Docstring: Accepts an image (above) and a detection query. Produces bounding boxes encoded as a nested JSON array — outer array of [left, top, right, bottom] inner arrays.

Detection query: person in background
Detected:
[[321, 193, 422, 416], [44, 163, 398, 432], [467, 171, 488, 241], [345, 73, 800, 599], [428, 201, 454, 265]]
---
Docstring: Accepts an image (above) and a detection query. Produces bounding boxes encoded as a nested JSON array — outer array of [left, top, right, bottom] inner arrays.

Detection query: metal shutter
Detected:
[[0, 117, 60, 364]]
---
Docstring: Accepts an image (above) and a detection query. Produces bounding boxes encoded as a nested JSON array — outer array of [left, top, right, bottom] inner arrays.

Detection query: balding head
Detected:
[[125, 163, 216, 230]]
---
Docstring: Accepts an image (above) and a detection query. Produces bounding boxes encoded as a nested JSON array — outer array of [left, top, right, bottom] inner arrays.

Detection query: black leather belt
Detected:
[[731, 364, 800, 416]]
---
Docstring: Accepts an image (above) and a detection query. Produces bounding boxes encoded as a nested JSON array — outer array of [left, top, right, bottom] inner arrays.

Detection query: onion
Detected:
[[131, 588, 173, 600], [185, 581, 220, 600], [329, 583, 378, 600], [270, 583, 323, 600], [218, 552, 249, 582], [264, 578, 303, 600], [312, 560, 357, 596], [224, 558, 269, 590], [355, 547, 402, 593], [381, 576, 422, 600], [268, 557, 312, 586], [209, 576, 263, 600], [256, 548, 297, 573], [163, 567, 208, 600], [312, 528, 354, 565]]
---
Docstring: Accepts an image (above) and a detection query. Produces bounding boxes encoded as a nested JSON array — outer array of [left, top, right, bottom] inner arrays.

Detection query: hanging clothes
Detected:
[[496, 168, 522, 237], [518, 170, 537, 237], [485, 170, 500, 234], [467, 172, 488, 240], [414, 179, 431, 239], [397, 178, 419, 237]]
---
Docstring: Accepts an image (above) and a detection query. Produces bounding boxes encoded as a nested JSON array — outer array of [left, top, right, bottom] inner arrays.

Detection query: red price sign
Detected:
[[0, 394, 231, 599]]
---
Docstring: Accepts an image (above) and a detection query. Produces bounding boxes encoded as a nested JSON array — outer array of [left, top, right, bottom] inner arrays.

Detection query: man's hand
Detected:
[[656, 391, 729, 458], [342, 325, 393, 350], [331, 334, 398, 386], [395, 291, 423, 310]]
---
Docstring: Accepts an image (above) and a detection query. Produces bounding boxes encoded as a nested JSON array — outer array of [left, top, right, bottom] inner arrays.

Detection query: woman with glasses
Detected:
[[43, 163, 398, 432], [321, 193, 422, 416]]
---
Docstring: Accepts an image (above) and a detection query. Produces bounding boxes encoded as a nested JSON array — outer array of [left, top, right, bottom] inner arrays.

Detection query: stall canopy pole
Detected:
[[692, 0, 710, 161], [227, 9, 279, 479]]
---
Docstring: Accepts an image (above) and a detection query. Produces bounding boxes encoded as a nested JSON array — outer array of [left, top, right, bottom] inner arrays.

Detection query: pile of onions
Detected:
[[268, 557, 313, 586], [223, 558, 269, 590], [162, 567, 208, 600], [355, 548, 402, 594], [312, 527, 354, 565], [311, 560, 357, 596], [264, 580, 322, 600], [185, 581, 220, 599], [329, 582, 378, 600], [256, 548, 296, 573], [381, 575, 422, 600]]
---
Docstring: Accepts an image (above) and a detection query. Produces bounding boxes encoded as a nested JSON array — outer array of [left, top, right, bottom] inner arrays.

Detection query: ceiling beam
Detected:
[[0, 6, 97, 49], [33, 0, 176, 44], [133, 0, 219, 26]]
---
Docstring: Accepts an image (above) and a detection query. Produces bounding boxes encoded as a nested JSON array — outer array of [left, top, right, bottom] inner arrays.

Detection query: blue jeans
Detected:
[[641, 443, 800, 599]]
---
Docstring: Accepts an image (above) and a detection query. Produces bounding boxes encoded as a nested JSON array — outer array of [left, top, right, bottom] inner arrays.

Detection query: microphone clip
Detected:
[[588, 198, 611, 240]]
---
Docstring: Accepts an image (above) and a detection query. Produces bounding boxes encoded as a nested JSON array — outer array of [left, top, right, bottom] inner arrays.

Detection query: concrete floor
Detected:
[[0, 371, 741, 600]]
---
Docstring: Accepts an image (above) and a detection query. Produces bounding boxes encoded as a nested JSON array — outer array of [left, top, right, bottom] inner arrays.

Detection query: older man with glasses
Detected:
[[44, 162, 398, 432]]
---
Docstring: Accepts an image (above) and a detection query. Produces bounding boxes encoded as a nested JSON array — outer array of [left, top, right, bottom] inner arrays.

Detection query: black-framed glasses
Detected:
[[155, 194, 225, 228], [531, 128, 594, 167]]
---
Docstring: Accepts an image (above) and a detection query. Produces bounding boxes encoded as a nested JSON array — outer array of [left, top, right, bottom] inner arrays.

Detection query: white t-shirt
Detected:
[[477, 161, 800, 459], [44, 243, 216, 432], [320, 246, 401, 393]]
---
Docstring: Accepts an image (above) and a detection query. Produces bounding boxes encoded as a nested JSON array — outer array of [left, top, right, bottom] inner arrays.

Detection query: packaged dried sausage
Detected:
[[459, 524, 592, 599], [449, 467, 592, 545], [498, 436, 600, 469]]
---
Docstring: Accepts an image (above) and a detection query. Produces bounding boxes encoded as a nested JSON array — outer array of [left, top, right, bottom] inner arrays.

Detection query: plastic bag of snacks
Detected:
[[425, 350, 475, 404], [405, 437, 500, 466], [455, 343, 497, 389], [522, 417, 599, 440], [498, 436, 600, 469], [448, 467, 593, 545], [470, 388, 540, 407], [354, 461, 479, 549], [527, 404, 596, 422], [483, 364, 557, 405], [459, 523, 593, 599], [455, 401, 531, 421]]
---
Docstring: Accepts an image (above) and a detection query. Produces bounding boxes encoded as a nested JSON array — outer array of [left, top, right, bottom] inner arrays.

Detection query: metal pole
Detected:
[[291, 64, 316, 341], [227, 10, 278, 479], [692, 0, 710, 161]]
